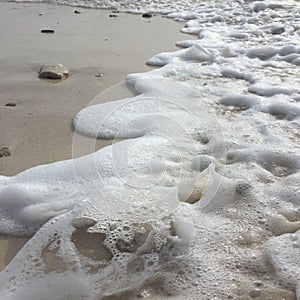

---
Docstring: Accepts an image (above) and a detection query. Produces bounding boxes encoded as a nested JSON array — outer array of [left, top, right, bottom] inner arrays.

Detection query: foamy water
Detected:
[[0, 0, 300, 299], [8, 0, 213, 12]]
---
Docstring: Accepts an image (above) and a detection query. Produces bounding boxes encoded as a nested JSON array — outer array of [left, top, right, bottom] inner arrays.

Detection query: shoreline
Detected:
[[0, 1, 187, 176], [0, 1, 189, 270]]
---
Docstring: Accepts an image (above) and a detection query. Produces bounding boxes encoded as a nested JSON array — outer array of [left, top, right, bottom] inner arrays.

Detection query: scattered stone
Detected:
[[5, 103, 16, 107], [38, 13, 43, 16], [74, 10, 81, 14], [271, 25, 285, 35], [105, 38, 108, 41], [112, 10, 119, 13], [142, 12, 152, 18], [39, 64, 69, 80], [253, 281, 263, 287], [41, 29, 55, 34], [0, 147, 11, 157], [249, 289, 262, 298], [109, 14, 118, 17], [95, 73, 104, 78], [72, 217, 97, 229]]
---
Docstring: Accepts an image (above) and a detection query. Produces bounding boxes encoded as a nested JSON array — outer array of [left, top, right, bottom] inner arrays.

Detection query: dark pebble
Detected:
[[109, 14, 118, 17], [74, 10, 81, 14], [0, 147, 11, 157], [271, 26, 285, 35], [142, 12, 152, 18], [5, 103, 16, 107], [41, 29, 55, 34]]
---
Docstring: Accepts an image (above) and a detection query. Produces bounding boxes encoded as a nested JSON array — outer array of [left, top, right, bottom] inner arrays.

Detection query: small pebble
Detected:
[[41, 29, 55, 34], [271, 26, 285, 35], [0, 147, 11, 157], [71, 217, 97, 229], [5, 103, 16, 107], [95, 73, 104, 78], [253, 281, 263, 287], [39, 64, 69, 80], [109, 14, 118, 17], [142, 12, 152, 18], [74, 10, 81, 14], [249, 289, 262, 298]]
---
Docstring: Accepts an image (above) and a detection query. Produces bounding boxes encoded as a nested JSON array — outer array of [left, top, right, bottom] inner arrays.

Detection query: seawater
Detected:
[[0, 0, 300, 299]]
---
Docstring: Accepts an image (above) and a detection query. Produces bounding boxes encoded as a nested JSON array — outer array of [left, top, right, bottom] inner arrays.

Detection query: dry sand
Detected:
[[0, 2, 189, 271]]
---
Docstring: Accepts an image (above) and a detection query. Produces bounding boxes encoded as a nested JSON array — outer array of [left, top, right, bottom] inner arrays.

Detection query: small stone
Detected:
[[249, 289, 262, 298], [41, 29, 55, 34], [39, 64, 69, 79], [109, 14, 118, 17], [0, 147, 11, 157], [38, 13, 43, 16], [74, 10, 81, 14], [5, 103, 16, 107], [253, 281, 263, 287], [95, 73, 104, 78], [112, 10, 119, 13], [142, 12, 152, 18], [271, 25, 285, 35], [71, 217, 97, 229]]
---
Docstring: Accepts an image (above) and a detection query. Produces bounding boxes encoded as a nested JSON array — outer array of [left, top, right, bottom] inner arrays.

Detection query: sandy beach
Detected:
[[0, 2, 186, 176], [1, 1, 299, 299], [0, 2, 188, 270]]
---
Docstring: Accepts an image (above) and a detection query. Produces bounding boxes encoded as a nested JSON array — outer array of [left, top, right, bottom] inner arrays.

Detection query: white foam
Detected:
[[221, 67, 256, 83], [146, 42, 211, 66], [248, 83, 295, 97], [219, 94, 261, 110], [265, 231, 300, 295]]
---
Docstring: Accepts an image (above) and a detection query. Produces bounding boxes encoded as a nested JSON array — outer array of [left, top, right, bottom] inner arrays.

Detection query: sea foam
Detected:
[[1, 0, 300, 299]]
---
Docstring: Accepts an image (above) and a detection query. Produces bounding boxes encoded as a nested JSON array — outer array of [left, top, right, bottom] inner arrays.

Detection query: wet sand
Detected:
[[0, 1, 186, 176], [0, 2, 188, 270]]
